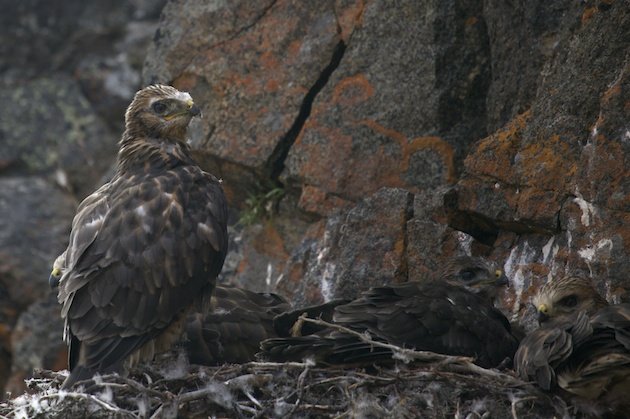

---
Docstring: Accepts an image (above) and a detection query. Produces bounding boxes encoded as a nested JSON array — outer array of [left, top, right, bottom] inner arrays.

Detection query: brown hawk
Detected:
[[185, 285, 290, 365], [260, 256, 519, 368], [515, 276, 630, 415], [50, 85, 228, 388]]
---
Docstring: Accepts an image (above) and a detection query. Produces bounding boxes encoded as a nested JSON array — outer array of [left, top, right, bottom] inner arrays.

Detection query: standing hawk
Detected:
[[50, 85, 228, 388], [260, 256, 519, 368], [515, 276, 630, 415]]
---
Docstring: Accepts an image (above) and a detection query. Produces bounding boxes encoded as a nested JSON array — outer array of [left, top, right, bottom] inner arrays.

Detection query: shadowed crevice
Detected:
[[398, 191, 416, 282], [265, 41, 347, 182]]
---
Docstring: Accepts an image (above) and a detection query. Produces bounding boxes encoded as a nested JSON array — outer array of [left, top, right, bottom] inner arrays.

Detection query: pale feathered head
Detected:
[[124, 85, 201, 140], [533, 276, 608, 324]]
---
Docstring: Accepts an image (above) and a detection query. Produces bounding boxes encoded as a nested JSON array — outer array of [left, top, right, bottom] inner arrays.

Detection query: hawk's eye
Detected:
[[459, 270, 475, 281], [152, 102, 167, 114], [558, 295, 578, 307]]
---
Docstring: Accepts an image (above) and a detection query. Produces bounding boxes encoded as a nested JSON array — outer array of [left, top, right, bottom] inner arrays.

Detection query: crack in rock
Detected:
[[265, 40, 347, 182]]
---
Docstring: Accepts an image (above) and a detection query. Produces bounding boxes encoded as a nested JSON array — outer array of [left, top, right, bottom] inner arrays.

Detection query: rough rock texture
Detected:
[[0, 178, 76, 307], [2, 0, 630, 416], [0, 178, 75, 396], [283, 0, 491, 206], [449, 2, 630, 323], [0, 77, 116, 197], [5, 294, 65, 397], [278, 188, 414, 305], [142, 0, 630, 332], [143, 0, 354, 207]]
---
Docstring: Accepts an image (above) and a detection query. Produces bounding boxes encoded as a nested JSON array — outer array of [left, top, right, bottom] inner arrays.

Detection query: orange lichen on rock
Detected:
[[359, 119, 456, 185], [581, 6, 598, 24], [516, 136, 578, 190], [332, 74, 375, 107], [252, 222, 290, 261], [298, 185, 353, 216], [465, 111, 531, 181], [406, 136, 456, 184], [336, 0, 366, 43], [515, 187, 563, 229]]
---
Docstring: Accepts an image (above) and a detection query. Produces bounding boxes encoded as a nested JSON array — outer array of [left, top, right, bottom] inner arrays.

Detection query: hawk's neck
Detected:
[[117, 134, 195, 174]]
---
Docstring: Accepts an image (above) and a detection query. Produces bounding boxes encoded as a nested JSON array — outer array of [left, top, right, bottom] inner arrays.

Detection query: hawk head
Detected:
[[440, 256, 508, 300], [124, 85, 201, 140], [532, 276, 608, 325]]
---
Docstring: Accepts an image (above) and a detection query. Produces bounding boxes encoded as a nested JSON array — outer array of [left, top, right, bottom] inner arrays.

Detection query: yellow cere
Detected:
[[495, 269, 502, 278], [538, 304, 548, 314]]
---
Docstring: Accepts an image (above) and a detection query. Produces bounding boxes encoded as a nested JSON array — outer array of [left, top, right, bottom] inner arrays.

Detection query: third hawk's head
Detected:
[[532, 276, 608, 325], [125, 85, 201, 140]]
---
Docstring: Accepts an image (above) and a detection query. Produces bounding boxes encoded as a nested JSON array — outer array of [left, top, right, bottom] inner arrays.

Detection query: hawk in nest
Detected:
[[184, 287, 347, 365], [260, 256, 519, 368], [49, 85, 228, 388], [185, 285, 290, 365], [515, 276, 630, 416]]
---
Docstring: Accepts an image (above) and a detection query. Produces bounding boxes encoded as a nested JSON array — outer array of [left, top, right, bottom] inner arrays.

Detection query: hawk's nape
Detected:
[[185, 285, 290, 365], [260, 256, 519, 368], [54, 85, 228, 389], [515, 276, 630, 416]]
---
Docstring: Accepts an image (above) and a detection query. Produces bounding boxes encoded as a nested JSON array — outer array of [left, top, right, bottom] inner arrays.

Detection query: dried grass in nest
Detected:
[[0, 319, 569, 418]]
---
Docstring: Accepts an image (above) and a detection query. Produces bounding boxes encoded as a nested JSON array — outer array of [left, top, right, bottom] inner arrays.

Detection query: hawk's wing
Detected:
[[58, 167, 227, 382], [556, 304, 630, 401], [259, 332, 393, 365], [185, 285, 290, 365], [333, 282, 519, 368], [261, 282, 519, 367], [514, 320, 577, 390]]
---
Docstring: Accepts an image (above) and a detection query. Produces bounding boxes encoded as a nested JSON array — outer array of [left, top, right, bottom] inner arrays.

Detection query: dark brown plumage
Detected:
[[52, 85, 228, 388], [260, 256, 519, 368], [515, 276, 630, 416], [185, 285, 290, 365]]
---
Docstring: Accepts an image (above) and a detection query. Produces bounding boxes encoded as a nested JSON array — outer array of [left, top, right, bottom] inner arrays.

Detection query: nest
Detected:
[[0, 319, 573, 418], [1, 360, 569, 419]]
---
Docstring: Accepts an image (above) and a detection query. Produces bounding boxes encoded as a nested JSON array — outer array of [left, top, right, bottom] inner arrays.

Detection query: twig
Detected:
[[117, 376, 169, 399], [36, 391, 136, 417], [244, 361, 314, 369], [177, 385, 220, 404], [286, 363, 310, 416]]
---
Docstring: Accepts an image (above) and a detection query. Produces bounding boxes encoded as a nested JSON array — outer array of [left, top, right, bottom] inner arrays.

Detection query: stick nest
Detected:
[[1, 359, 569, 418]]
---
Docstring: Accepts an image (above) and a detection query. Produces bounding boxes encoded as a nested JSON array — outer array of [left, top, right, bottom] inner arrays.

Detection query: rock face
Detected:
[[0, 77, 117, 197], [1, 0, 629, 414], [142, 0, 630, 320]]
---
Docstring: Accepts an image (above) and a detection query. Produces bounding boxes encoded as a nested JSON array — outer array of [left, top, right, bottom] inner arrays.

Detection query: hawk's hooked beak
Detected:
[[494, 270, 509, 287], [186, 100, 201, 117], [537, 304, 550, 323], [188, 104, 201, 117], [49, 267, 61, 289]]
